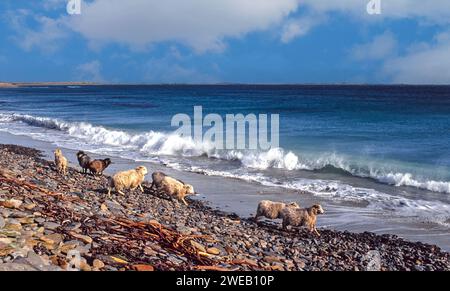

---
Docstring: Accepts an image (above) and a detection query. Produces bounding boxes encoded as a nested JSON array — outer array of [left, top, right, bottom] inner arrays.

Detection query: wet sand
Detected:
[[0, 131, 449, 252]]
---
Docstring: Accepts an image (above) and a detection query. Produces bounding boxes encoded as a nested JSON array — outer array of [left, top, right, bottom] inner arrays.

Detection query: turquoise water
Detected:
[[0, 85, 449, 226]]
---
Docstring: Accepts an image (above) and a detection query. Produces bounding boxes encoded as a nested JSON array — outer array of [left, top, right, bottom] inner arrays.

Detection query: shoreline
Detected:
[[0, 131, 449, 252], [0, 144, 449, 271]]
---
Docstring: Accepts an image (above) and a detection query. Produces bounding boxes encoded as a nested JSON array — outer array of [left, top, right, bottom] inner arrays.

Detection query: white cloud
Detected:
[[5, 9, 67, 53], [352, 31, 397, 60], [280, 14, 325, 43], [144, 47, 218, 83], [299, 0, 450, 24], [74, 60, 105, 82], [67, 0, 299, 52], [383, 31, 450, 84]]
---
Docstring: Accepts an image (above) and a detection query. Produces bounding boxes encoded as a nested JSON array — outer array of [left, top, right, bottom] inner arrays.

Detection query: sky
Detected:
[[0, 0, 450, 84]]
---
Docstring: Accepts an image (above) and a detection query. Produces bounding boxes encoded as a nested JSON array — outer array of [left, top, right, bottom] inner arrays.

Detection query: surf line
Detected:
[[171, 106, 280, 151]]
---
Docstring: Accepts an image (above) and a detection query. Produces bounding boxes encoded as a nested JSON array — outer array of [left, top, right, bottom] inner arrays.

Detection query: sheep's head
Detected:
[[76, 151, 85, 158], [136, 166, 148, 176], [184, 184, 195, 195], [104, 158, 112, 167], [312, 204, 324, 215], [54, 149, 62, 156]]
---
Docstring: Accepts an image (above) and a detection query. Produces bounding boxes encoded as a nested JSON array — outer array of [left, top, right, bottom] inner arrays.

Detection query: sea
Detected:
[[0, 85, 449, 249]]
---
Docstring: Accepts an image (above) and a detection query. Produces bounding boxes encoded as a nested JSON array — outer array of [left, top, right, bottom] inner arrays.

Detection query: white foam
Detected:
[[1, 112, 450, 195]]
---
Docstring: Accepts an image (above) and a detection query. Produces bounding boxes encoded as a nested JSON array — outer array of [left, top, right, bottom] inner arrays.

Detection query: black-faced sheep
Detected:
[[76, 151, 91, 174]]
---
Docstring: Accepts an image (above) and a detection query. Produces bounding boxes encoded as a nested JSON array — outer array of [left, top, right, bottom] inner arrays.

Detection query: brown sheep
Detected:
[[254, 200, 300, 221], [88, 158, 112, 176], [54, 149, 68, 175], [281, 204, 324, 236], [107, 166, 148, 197], [160, 175, 195, 206]]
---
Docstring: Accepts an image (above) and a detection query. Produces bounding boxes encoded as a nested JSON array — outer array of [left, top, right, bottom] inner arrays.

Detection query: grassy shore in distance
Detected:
[[0, 82, 97, 88], [0, 144, 449, 271]]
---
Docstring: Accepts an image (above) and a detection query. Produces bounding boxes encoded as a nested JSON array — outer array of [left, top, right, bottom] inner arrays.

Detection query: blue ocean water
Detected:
[[0, 85, 449, 224]]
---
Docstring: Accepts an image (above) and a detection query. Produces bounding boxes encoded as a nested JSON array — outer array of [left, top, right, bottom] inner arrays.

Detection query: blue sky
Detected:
[[0, 0, 450, 84]]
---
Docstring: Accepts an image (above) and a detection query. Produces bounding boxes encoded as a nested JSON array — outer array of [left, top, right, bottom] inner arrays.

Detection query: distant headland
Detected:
[[0, 82, 97, 88]]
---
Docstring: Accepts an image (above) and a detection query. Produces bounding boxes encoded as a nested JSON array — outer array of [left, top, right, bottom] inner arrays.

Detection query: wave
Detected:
[[1, 112, 450, 195], [168, 165, 450, 226]]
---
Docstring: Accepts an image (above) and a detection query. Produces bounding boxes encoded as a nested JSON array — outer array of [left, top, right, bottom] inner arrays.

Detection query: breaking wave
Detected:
[[1, 112, 449, 195]]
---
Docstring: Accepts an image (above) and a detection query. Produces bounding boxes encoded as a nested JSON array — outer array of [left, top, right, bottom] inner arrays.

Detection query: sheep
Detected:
[[88, 158, 112, 176], [281, 204, 325, 236], [107, 166, 148, 197], [254, 200, 300, 221], [54, 149, 68, 175], [159, 175, 195, 206], [149, 171, 167, 190], [76, 151, 91, 174]]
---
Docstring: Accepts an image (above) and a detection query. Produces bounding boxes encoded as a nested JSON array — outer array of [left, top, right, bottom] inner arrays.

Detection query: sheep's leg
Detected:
[[313, 226, 320, 237], [107, 188, 112, 198], [282, 221, 288, 231], [118, 190, 126, 196], [139, 184, 144, 193], [181, 197, 188, 206]]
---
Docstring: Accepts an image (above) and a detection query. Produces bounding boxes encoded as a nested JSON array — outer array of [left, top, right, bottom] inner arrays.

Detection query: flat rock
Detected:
[[0, 263, 38, 271], [70, 232, 93, 244], [0, 199, 23, 209]]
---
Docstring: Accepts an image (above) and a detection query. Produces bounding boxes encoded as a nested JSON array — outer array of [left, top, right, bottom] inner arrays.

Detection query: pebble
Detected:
[[0, 199, 23, 209], [0, 144, 449, 272], [93, 259, 105, 270], [43, 222, 61, 230], [69, 232, 93, 244], [206, 247, 221, 255]]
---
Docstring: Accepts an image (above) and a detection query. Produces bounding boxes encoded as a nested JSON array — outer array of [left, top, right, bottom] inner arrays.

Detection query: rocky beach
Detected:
[[0, 144, 449, 271]]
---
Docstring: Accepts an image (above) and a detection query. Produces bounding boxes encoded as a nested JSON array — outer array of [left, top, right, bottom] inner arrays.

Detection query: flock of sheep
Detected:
[[54, 148, 325, 236]]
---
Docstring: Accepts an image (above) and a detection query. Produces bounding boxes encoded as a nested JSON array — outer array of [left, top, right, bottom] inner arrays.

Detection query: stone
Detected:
[[70, 232, 93, 244], [132, 264, 154, 271], [264, 256, 282, 264], [0, 199, 23, 209], [4, 222, 22, 232], [0, 238, 14, 244], [23, 203, 37, 210], [0, 229, 21, 238], [0, 263, 37, 271], [0, 216, 5, 229], [0, 246, 14, 256], [40, 233, 64, 245], [18, 217, 35, 225], [206, 247, 221, 255], [43, 222, 61, 230], [65, 223, 81, 232], [81, 262, 92, 272], [110, 256, 128, 265], [93, 259, 105, 269], [190, 241, 206, 253], [59, 242, 80, 254], [100, 204, 108, 212], [144, 247, 157, 256], [24, 251, 50, 271]]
